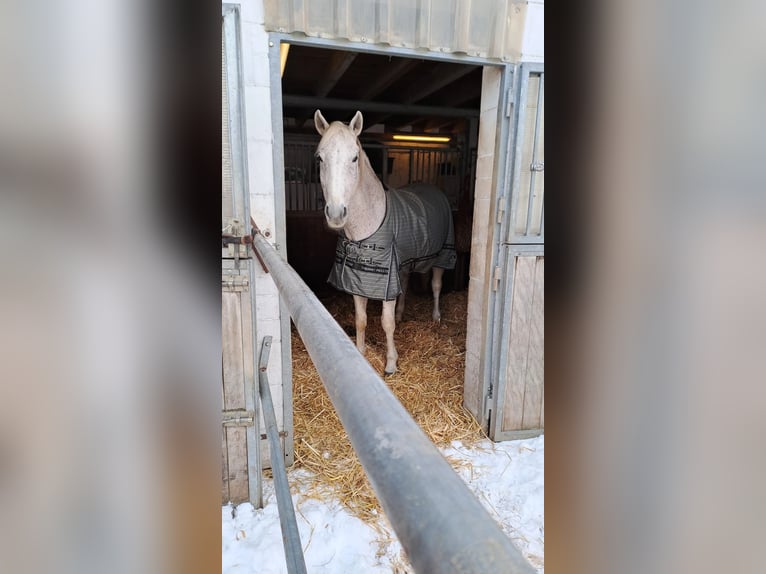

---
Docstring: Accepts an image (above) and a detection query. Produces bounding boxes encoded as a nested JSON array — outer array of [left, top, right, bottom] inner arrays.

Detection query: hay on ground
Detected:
[[290, 288, 486, 523]]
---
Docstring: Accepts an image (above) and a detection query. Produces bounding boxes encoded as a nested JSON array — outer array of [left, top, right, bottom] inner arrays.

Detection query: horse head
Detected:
[[313, 109, 364, 229]]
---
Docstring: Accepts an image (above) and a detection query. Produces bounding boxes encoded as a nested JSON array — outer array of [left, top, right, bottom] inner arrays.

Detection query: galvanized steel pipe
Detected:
[[250, 230, 535, 574], [258, 337, 307, 574]]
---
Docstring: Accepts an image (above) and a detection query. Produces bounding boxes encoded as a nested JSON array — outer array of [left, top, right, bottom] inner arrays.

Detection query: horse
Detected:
[[314, 109, 456, 375]]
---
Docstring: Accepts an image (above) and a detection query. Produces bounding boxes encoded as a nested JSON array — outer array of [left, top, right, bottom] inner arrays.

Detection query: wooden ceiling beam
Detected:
[[358, 58, 419, 100], [292, 51, 358, 129], [439, 89, 481, 108], [359, 64, 477, 129], [400, 64, 478, 104], [315, 51, 358, 98], [423, 118, 462, 132]]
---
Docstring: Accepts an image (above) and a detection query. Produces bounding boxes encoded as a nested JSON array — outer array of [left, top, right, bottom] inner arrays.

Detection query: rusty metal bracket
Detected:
[[249, 217, 270, 273], [220, 217, 270, 274], [221, 235, 250, 247]]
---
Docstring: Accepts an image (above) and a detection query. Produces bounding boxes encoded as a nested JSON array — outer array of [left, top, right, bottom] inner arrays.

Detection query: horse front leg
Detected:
[[395, 270, 410, 323], [381, 299, 398, 375], [431, 267, 445, 323], [352, 295, 368, 355]]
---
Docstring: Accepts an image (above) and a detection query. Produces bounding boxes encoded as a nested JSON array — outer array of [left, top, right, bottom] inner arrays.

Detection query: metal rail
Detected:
[[258, 336, 307, 574], [250, 226, 535, 574]]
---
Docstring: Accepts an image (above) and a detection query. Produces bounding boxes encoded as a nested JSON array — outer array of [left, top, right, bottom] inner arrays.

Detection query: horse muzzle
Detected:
[[324, 204, 348, 229]]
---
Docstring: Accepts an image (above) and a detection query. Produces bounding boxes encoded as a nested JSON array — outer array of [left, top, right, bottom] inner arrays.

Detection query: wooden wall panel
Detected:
[[502, 256, 536, 431], [222, 290, 249, 503], [521, 257, 544, 429], [500, 254, 544, 434]]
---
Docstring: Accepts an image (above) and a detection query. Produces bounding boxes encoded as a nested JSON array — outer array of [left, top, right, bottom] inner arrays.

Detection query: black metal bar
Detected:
[[258, 336, 307, 574], [282, 94, 480, 118], [250, 231, 535, 574]]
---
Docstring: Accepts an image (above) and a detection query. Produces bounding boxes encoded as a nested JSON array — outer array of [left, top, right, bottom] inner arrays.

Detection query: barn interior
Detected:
[[278, 44, 488, 516], [279, 43, 482, 296]]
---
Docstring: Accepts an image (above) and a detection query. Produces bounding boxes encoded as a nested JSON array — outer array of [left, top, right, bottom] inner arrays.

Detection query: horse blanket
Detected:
[[328, 184, 456, 301]]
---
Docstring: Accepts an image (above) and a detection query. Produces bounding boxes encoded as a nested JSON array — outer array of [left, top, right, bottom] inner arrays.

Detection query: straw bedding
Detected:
[[290, 287, 485, 523]]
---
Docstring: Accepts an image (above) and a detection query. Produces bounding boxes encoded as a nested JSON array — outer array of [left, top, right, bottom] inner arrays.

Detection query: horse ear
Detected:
[[314, 110, 329, 135], [349, 111, 363, 136]]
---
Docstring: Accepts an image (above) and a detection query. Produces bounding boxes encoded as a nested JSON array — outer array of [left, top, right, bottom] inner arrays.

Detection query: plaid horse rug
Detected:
[[328, 184, 456, 301]]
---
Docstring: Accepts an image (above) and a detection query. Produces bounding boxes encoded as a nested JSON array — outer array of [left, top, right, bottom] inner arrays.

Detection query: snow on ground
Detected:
[[222, 435, 544, 573]]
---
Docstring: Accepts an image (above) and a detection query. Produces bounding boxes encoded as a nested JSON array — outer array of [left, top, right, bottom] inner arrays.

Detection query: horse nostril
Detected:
[[324, 205, 330, 218], [342, 206, 348, 218]]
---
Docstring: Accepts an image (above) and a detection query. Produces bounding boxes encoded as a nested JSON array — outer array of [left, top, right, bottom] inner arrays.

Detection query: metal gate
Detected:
[[222, 5, 262, 505], [489, 63, 544, 440], [283, 137, 469, 212]]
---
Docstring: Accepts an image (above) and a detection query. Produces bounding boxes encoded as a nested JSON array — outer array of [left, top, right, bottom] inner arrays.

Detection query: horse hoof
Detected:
[[384, 369, 395, 376]]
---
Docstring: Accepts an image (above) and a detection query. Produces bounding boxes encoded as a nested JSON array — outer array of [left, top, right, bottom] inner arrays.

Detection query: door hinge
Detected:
[[484, 385, 493, 423], [530, 161, 544, 172], [492, 265, 502, 291], [222, 409, 254, 427], [496, 195, 505, 224], [505, 87, 514, 117]]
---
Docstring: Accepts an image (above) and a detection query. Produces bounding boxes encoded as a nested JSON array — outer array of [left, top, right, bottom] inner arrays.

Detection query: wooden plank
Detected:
[[502, 256, 536, 432], [225, 428, 249, 502], [521, 257, 544, 429], [239, 286, 255, 410], [222, 290, 249, 502], [222, 292, 246, 407]]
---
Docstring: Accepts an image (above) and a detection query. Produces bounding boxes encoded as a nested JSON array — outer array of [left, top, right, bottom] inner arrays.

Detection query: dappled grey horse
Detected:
[[314, 109, 456, 374]]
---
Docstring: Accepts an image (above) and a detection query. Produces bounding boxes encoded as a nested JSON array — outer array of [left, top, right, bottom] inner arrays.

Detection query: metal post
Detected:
[[250, 230, 535, 574], [258, 336, 307, 574]]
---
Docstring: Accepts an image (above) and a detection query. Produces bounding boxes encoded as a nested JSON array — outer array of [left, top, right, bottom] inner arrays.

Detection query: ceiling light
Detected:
[[392, 134, 451, 143]]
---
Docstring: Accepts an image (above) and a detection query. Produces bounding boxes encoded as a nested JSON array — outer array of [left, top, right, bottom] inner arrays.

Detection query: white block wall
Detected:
[[507, 0, 545, 63], [235, 0, 286, 435]]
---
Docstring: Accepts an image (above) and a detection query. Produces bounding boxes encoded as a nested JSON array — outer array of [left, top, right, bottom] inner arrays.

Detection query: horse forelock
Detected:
[[317, 121, 358, 153]]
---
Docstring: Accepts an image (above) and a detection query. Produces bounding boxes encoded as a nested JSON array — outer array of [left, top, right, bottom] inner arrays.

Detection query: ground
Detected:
[[223, 288, 544, 572], [222, 434, 544, 573]]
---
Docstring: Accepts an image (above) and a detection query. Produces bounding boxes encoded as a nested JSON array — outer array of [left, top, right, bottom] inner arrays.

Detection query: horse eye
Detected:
[[352, 155, 358, 163], [315, 155, 323, 163]]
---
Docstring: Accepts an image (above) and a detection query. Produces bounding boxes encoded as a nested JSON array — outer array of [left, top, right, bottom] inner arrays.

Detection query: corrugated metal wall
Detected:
[[264, 0, 521, 61], [222, 31, 234, 225]]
